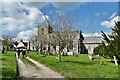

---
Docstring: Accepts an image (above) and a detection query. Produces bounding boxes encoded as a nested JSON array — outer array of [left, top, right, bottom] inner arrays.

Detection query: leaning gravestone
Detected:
[[88, 53, 93, 61], [56, 46, 59, 59], [56, 46, 59, 54]]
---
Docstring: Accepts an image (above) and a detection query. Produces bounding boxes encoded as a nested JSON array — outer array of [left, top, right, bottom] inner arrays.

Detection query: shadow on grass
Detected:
[[1, 61, 20, 80], [68, 78, 118, 80], [2, 65, 20, 80], [0, 58, 7, 61], [16, 62, 20, 80], [2, 69, 16, 80], [2, 54, 10, 56], [107, 60, 120, 64], [108, 61, 115, 63], [62, 60, 95, 65]]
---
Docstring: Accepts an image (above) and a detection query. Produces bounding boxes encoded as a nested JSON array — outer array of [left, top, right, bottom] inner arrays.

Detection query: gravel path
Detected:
[[16, 53, 65, 79], [17, 57, 41, 78], [26, 57, 65, 78], [16, 53, 42, 78]]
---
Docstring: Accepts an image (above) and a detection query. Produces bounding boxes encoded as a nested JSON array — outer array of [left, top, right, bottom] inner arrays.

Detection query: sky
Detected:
[[0, 1, 119, 41]]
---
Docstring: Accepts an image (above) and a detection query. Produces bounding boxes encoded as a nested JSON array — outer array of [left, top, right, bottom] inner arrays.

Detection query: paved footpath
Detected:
[[16, 53, 65, 79], [26, 57, 65, 78], [16, 53, 42, 78]]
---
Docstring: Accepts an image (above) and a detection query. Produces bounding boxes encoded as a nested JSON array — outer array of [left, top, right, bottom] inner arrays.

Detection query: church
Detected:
[[30, 25, 102, 55]]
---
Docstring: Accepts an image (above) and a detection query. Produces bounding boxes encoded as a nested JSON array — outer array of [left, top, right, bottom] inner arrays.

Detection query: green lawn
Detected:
[[0, 51, 19, 80], [28, 52, 118, 79]]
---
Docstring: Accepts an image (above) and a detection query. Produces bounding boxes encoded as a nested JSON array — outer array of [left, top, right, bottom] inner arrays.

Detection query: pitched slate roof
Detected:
[[83, 36, 102, 44]]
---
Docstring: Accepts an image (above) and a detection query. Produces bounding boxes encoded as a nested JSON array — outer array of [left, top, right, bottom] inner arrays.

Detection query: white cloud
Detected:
[[2, 17, 20, 31], [83, 33, 101, 37], [25, 6, 44, 21], [0, 2, 52, 42], [1, 2, 26, 19], [102, 12, 107, 15], [109, 12, 117, 19], [94, 13, 100, 17], [101, 21, 110, 28], [94, 12, 107, 17], [16, 28, 37, 41], [1, 0, 119, 2], [100, 16, 119, 28], [22, 2, 49, 9], [1, 2, 83, 33], [42, 15, 49, 20], [1, 2, 48, 32], [52, 2, 83, 12]]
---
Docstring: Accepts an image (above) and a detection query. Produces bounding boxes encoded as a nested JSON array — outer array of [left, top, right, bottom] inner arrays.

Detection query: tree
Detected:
[[101, 21, 120, 65], [33, 35, 40, 54], [94, 42, 107, 65], [50, 15, 76, 61], [30, 20, 50, 55], [2, 35, 14, 51], [41, 11, 80, 62]]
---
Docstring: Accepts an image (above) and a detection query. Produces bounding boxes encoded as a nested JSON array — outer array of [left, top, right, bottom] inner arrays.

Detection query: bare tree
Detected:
[[42, 12, 80, 61]]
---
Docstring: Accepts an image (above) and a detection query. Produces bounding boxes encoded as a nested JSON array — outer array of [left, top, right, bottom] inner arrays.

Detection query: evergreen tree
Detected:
[[101, 21, 120, 65]]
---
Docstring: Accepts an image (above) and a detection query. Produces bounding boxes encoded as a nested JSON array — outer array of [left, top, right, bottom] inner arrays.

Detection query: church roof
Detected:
[[17, 42, 25, 48], [83, 36, 102, 44], [14, 41, 28, 49]]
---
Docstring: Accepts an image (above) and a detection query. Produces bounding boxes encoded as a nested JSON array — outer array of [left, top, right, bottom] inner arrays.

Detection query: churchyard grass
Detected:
[[0, 51, 19, 80], [28, 51, 118, 78]]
